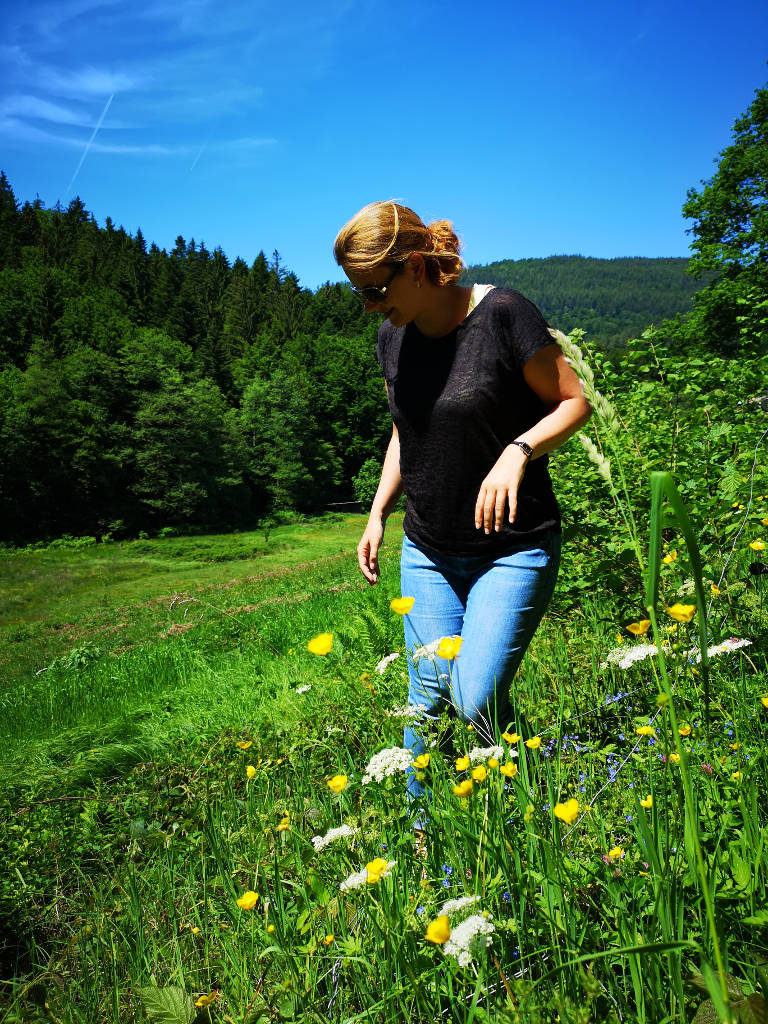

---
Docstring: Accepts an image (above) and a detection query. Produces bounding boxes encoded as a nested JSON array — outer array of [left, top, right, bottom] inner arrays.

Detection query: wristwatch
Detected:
[[510, 440, 534, 459]]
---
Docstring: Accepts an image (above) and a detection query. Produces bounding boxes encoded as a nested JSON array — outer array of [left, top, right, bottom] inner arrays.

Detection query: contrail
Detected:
[[190, 143, 206, 171], [66, 92, 114, 194]]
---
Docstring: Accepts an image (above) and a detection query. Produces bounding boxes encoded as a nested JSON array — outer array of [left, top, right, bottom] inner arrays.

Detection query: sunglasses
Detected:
[[350, 263, 405, 304]]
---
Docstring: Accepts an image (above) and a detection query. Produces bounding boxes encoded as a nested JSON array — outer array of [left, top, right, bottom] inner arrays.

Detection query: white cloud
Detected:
[[37, 65, 144, 98], [1, 94, 99, 126]]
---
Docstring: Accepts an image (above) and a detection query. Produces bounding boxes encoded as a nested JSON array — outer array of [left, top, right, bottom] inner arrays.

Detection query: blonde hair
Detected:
[[334, 201, 464, 287]]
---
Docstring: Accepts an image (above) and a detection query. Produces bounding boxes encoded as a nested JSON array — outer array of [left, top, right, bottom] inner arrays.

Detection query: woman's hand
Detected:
[[474, 445, 529, 534], [357, 517, 385, 584]]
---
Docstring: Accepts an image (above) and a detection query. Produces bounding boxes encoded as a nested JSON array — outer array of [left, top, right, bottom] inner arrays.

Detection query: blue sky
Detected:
[[1, 0, 766, 290]]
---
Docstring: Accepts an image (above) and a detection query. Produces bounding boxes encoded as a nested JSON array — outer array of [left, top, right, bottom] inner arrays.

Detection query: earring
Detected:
[[416, 280, 422, 289]]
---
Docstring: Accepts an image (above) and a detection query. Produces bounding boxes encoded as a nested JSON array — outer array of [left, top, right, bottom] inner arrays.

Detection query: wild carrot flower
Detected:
[[375, 652, 400, 674], [453, 779, 474, 797], [327, 774, 348, 793], [625, 619, 651, 635], [311, 824, 356, 851], [640, 795, 653, 809], [295, 684, 311, 694], [307, 632, 333, 655], [469, 745, 503, 762], [442, 895, 480, 914], [525, 736, 542, 749], [455, 755, 470, 771], [553, 798, 579, 825], [443, 914, 495, 966], [362, 746, 413, 783], [500, 762, 518, 778], [425, 915, 451, 944], [236, 891, 259, 910], [666, 603, 696, 622], [390, 596, 415, 614]]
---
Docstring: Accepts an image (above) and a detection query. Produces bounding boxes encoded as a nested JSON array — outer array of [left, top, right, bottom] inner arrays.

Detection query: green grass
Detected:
[[1, 510, 767, 1024]]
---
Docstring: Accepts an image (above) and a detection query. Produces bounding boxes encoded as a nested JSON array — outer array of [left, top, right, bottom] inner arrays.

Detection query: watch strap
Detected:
[[510, 440, 533, 459]]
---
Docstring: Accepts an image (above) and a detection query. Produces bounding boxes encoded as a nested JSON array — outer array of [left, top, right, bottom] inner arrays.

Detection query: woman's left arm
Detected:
[[474, 343, 592, 534]]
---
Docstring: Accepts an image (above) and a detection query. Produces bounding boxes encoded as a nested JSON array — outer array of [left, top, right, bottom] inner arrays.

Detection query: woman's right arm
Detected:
[[357, 423, 404, 584]]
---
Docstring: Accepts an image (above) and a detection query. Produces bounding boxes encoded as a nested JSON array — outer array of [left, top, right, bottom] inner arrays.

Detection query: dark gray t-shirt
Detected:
[[375, 287, 561, 556]]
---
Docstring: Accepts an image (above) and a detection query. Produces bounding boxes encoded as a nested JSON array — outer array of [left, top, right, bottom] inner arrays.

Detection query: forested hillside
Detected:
[[463, 255, 705, 347], [0, 173, 701, 543]]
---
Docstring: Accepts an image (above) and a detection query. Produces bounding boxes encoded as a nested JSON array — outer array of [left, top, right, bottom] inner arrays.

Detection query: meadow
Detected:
[[1, 333, 767, 1024]]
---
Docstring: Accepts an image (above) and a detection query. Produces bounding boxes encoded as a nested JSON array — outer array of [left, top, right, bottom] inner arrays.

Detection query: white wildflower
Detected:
[[339, 860, 396, 891], [442, 913, 495, 967], [441, 895, 480, 915], [339, 868, 368, 891], [387, 703, 428, 718], [375, 652, 400, 675], [361, 746, 414, 784], [468, 745, 503, 763], [295, 685, 311, 694], [601, 642, 665, 670], [689, 637, 751, 663], [311, 824, 357, 852], [412, 639, 441, 662]]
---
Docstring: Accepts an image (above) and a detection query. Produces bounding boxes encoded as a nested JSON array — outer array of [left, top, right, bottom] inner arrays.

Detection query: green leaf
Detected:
[[740, 993, 768, 1024], [743, 911, 768, 927], [137, 985, 196, 1024]]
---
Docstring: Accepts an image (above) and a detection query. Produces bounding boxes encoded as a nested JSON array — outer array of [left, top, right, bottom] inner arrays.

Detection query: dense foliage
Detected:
[[463, 255, 704, 349], [660, 81, 768, 353], [0, 173, 707, 545]]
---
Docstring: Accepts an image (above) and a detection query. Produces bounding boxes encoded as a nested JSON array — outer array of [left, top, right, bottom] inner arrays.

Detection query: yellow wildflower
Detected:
[[390, 596, 415, 615], [523, 803, 535, 823], [327, 774, 348, 793], [761, 695, 768, 708], [762, 518, 768, 526], [749, 539, 765, 552], [487, 757, 499, 769], [499, 762, 518, 779], [729, 742, 741, 750], [731, 771, 743, 780], [246, 764, 257, 779], [525, 736, 542, 750], [607, 846, 625, 860], [277, 813, 290, 832], [640, 795, 653, 809], [453, 779, 474, 797], [662, 550, 677, 564], [455, 755, 470, 771], [636, 725, 656, 737], [267, 924, 275, 933], [413, 753, 430, 769], [678, 725, 691, 737], [553, 798, 580, 825], [502, 731, 521, 744], [666, 603, 696, 622], [195, 990, 220, 1008], [471, 765, 488, 783], [625, 619, 651, 635], [436, 635, 463, 660], [307, 632, 333, 656], [236, 891, 259, 910], [323, 934, 335, 945], [237, 740, 253, 750], [425, 915, 451, 944], [669, 751, 681, 764], [365, 857, 389, 883], [710, 584, 721, 596], [191, 926, 200, 934]]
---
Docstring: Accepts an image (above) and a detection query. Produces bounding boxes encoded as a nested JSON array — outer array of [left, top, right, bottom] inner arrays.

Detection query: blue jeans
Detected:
[[400, 531, 560, 801]]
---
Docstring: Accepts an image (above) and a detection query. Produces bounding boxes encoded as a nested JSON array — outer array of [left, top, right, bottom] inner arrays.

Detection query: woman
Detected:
[[334, 201, 591, 798]]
